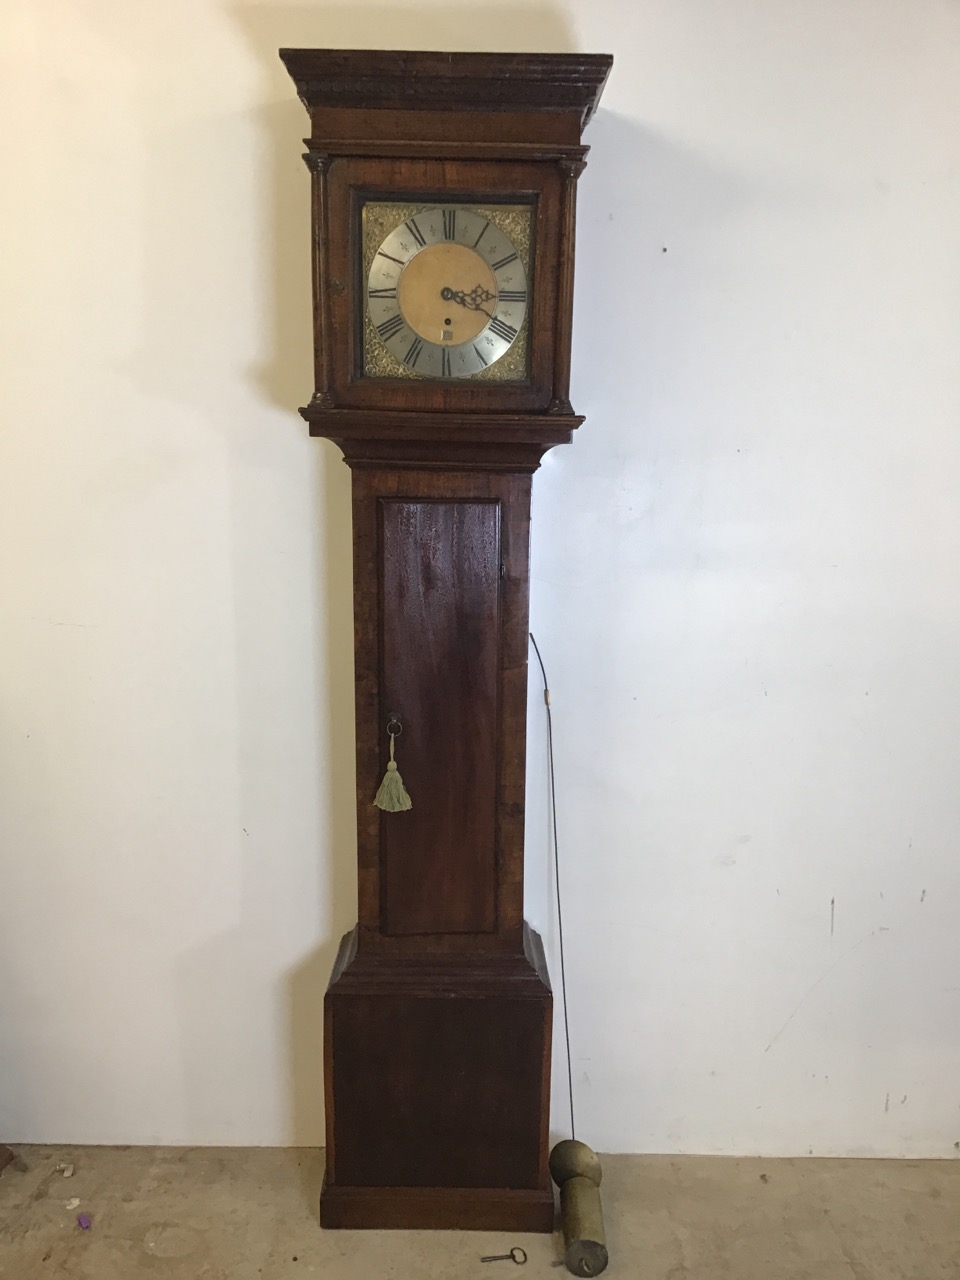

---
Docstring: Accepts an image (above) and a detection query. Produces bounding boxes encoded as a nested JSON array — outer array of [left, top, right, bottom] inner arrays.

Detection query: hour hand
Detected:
[[441, 284, 495, 318]]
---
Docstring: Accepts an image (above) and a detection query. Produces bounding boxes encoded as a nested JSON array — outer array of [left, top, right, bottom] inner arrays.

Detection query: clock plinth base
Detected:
[[320, 924, 553, 1232], [319, 1178, 555, 1233]]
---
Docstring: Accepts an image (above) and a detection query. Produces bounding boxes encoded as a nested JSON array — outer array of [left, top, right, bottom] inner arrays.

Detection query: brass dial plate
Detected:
[[362, 202, 533, 382]]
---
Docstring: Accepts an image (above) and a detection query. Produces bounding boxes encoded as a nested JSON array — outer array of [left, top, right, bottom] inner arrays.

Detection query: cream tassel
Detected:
[[374, 726, 412, 812]]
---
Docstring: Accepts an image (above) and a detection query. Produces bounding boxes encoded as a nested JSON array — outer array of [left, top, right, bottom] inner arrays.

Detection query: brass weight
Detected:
[[549, 1140, 608, 1277]]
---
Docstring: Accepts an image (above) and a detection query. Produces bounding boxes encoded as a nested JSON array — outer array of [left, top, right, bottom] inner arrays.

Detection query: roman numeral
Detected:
[[377, 251, 405, 267], [492, 251, 519, 271], [405, 218, 426, 248], [442, 209, 457, 240], [498, 289, 526, 303], [376, 313, 405, 341], [473, 221, 490, 249], [404, 336, 424, 368], [441, 348, 452, 377], [473, 344, 488, 368], [368, 287, 397, 299], [489, 316, 518, 343]]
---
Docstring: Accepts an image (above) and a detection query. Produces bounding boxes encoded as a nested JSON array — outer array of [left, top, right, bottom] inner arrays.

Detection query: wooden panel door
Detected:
[[380, 499, 501, 936], [349, 465, 534, 952]]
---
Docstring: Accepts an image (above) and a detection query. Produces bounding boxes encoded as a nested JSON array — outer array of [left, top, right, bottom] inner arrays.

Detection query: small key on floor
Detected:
[[480, 1246, 527, 1265]]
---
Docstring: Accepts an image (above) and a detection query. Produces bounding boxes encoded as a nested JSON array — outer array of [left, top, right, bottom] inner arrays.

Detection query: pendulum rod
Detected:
[[529, 632, 575, 1140], [531, 632, 610, 1279]]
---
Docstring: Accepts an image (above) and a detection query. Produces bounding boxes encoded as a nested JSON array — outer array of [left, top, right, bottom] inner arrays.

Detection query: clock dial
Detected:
[[364, 205, 529, 380]]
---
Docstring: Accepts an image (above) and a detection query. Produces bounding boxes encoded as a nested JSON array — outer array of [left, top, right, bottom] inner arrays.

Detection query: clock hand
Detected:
[[441, 284, 496, 320]]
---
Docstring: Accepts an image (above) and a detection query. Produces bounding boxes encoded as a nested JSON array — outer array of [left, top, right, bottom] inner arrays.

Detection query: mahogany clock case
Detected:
[[278, 48, 612, 1233]]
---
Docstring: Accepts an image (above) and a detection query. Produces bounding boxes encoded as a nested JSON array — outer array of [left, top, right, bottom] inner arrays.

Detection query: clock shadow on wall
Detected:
[[231, 3, 582, 1171]]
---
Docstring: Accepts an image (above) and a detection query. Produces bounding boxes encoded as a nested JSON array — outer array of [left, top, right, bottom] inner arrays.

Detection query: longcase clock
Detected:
[[279, 48, 611, 1232]]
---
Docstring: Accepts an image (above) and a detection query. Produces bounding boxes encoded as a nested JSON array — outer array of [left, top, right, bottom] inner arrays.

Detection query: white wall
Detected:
[[2, 0, 958, 1155]]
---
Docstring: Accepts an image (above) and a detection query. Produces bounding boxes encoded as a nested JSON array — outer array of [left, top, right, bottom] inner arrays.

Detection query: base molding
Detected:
[[320, 1177, 556, 1232]]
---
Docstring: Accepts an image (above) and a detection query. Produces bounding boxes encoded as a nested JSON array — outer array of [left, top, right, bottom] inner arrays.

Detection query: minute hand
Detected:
[[441, 284, 496, 319]]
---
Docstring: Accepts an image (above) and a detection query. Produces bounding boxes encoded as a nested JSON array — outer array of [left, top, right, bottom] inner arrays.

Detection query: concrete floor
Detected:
[[1, 1146, 957, 1279]]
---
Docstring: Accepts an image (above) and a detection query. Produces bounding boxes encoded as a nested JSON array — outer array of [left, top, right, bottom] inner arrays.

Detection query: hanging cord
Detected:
[[529, 633, 576, 1143]]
